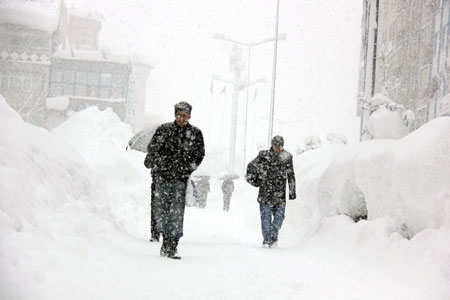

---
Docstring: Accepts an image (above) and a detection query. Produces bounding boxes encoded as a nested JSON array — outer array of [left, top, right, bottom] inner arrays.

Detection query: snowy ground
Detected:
[[1, 97, 449, 299]]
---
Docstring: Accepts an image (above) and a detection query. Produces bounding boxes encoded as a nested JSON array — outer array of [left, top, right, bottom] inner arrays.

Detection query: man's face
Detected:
[[273, 146, 282, 154], [175, 111, 191, 127]]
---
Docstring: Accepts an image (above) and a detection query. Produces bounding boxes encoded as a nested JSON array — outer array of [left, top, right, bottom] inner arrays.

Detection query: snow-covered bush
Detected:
[[326, 132, 348, 144], [304, 135, 321, 151], [362, 93, 415, 140]]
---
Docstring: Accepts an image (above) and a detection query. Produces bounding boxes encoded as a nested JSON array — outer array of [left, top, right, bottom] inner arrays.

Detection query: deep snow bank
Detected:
[[52, 106, 150, 234], [0, 96, 148, 299], [294, 117, 450, 238]]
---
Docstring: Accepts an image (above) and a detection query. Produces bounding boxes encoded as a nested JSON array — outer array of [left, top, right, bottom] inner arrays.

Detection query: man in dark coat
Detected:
[[147, 101, 205, 259], [246, 135, 296, 248], [143, 156, 160, 242]]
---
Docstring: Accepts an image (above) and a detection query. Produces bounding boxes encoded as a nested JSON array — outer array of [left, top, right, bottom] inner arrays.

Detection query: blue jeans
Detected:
[[259, 203, 285, 244], [154, 178, 187, 238]]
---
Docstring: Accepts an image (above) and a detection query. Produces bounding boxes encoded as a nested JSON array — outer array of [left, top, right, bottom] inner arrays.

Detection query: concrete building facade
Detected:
[[357, 0, 449, 138]]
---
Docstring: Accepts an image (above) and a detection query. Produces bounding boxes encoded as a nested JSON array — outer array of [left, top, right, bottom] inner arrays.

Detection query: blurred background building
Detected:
[[0, 0, 152, 131], [358, 0, 450, 138]]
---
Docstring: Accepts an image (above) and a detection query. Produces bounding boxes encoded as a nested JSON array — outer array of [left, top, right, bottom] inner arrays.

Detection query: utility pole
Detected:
[[268, 0, 281, 146]]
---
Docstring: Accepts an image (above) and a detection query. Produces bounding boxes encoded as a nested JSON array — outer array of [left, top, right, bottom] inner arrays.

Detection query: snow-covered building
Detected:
[[357, 0, 439, 138], [0, 0, 152, 130], [430, 0, 450, 119], [0, 0, 60, 127]]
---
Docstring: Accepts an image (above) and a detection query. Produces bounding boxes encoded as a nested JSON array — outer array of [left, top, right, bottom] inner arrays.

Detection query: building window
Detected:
[[63, 70, 75, 84], [63, 84, 74, 95], [89, 86, 99, 98], [9, 72, 22, 91], [76, 85, 88, 97], [1, 71, 10, 90], [88, 72, 99, 85], [0, 71, 44, 93], [51, 69, 63, 82], [100, 73, 112, 86], [80, 32, 93, 47], [112, 88, 124, 99]]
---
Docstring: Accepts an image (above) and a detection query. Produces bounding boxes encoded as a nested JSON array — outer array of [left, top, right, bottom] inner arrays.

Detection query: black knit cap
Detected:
[[271, 135, 284, 147], [174, 101, 192, 115]]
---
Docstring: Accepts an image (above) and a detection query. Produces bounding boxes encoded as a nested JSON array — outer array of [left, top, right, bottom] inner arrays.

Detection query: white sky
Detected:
[[69, 0, 362, 150]]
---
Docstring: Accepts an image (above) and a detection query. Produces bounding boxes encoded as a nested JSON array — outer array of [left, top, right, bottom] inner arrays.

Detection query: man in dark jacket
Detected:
[[246, 135, 296, 248], [147, 101, 205, 259]]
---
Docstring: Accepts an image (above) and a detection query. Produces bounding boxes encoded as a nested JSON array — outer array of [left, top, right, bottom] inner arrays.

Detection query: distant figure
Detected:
[[221, 179, 234, 211], [147, 101, 205, 259], [196, 176, 210, 208], [246, 135, 296, 248], [186, 179, 199, 207]]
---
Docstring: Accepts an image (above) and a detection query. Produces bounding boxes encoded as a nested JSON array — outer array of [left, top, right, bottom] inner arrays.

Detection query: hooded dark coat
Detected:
[[147, 121, 205, 182], [247, 149, 296, 205]]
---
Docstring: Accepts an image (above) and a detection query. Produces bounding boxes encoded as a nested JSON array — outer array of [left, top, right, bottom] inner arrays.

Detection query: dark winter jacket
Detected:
[[147, 121, 205, 182], [246, 149, 296, 205]]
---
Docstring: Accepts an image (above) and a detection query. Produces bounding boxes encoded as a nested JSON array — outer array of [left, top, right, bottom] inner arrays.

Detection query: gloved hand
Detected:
[[289, 192, 296, 200]]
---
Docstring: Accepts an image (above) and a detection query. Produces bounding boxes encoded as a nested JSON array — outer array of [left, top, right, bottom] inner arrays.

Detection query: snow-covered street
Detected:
[[1, 98, 449, 300]]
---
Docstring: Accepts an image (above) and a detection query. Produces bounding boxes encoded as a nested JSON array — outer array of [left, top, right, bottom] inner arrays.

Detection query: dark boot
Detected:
[[167, 236, 181, 259], [150, 233, 160, 242], [160, 234, 169, 257]]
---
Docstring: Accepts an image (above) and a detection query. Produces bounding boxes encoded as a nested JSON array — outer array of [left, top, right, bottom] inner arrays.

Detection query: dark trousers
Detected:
[[154, 177, 188, 239], [150, 180, 159, 239], [259, 203, 285, 243], [223, 193, 232, 211]]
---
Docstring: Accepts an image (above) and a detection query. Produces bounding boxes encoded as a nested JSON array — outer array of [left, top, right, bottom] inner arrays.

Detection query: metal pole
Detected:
[[229, 75, 239, 173], [268, 0, 281, 146], [242, 46, 252, 174]]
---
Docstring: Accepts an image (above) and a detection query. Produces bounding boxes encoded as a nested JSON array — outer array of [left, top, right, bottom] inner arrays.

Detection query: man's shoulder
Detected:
[[258, 150, 270, 156], [186, 123, 203, 136], [154, 122, 174, 133], [280, 150, 293, 161]]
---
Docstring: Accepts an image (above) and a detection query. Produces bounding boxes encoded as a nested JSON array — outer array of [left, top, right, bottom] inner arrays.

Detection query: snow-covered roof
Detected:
[[0, 0, 61, 33], [64, 0, 103, 21], [53, 44, 130, 65]]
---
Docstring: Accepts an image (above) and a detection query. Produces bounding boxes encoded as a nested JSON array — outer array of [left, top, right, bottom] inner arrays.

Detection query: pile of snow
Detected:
[[294, 117, 450, 238], [52, 106, 149, 233], [0, 94, 126, 299], [0, 95, 148, 299]]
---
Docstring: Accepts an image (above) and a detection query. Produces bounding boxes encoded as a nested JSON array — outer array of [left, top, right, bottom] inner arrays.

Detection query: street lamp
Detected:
[[214, 32, 286, 173]]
